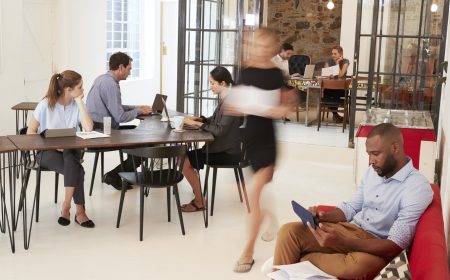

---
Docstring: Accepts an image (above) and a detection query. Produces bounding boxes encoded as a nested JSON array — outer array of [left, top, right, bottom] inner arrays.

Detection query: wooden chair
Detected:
[[116, 145, 187, 241], [317, 78, 351, 132]]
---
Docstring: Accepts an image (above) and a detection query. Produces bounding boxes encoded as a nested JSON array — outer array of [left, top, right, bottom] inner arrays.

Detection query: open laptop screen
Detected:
[[152, 94, 168, 114]]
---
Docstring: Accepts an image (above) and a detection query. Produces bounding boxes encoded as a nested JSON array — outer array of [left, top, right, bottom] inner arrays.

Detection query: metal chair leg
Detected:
[[89, 152, 100, 196], [211, 167, 218, 216], [173, 185, 185, 235], [238, 167, 250, 213], [233, 168, 243, 202], [54, 173, 59, 203], [167, 187, 171, 222]]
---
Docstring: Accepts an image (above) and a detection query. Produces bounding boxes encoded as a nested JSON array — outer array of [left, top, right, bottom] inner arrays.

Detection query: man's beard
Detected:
[[378, 153, 397, 177]]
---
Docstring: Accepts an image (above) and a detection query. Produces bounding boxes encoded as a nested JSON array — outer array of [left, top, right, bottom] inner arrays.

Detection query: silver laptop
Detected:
[[303, 64, 315, 79]]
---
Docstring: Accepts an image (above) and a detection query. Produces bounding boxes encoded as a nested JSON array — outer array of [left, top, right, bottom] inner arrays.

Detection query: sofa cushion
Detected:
[[374, 250, 411, 280]]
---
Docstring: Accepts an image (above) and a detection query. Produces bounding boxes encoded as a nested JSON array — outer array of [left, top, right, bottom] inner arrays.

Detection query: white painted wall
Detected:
[[0, 0, 25, 135], [0, 0, 174, 137], [438, 6, 450, 255], [340, 0, 357, 75]]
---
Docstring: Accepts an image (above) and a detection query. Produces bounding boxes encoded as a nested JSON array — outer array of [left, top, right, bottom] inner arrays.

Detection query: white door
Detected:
[[23, 0, 53, 101]]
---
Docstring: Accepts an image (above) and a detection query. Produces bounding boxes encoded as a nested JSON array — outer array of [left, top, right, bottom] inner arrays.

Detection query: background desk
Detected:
[[11, 102, 38, 134], [0, 137, 18, 253]]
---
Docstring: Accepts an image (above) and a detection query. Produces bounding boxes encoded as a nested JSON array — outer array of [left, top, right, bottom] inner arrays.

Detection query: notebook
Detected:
[[303, 64, 315, 79], [151, 94, 168, 114], [291, 200, 318, 229]]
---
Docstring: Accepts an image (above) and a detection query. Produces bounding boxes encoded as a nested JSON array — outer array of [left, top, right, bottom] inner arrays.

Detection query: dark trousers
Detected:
[[36, 149, 85, 205], [323, 89, 345, 112]]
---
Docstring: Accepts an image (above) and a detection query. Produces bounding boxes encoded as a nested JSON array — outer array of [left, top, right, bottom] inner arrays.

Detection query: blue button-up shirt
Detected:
[[86, 72, 141, 129], [338, 159, 433, 249]]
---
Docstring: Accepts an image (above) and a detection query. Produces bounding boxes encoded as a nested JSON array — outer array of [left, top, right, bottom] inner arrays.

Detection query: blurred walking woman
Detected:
[[27, 70, 95, 228], [232, 28, 295, 273]]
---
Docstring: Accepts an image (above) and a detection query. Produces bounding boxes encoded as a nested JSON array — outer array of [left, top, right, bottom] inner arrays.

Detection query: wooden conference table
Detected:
[[7, 114, 214, 249]]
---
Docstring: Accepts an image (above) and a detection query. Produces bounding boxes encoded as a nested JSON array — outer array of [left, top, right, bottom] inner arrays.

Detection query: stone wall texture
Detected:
[[267, 0, 343, 68]]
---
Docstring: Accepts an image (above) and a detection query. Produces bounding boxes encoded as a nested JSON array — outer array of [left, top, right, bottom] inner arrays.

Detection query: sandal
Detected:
[[181, 199, 205, 212], [233, 259, 255, 273]]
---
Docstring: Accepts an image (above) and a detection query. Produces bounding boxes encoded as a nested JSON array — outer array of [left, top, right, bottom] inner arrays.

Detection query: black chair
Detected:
[[116, 145, 187, 241], [317, 78, 352, 132], [17, 127, 59, 223], [85, 148, 119, 195], [289, 54, 311, 75], [203, 145, 250, 216]]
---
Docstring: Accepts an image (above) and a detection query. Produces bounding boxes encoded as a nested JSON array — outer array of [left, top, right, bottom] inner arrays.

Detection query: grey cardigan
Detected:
[[200, 98, 242, 154]]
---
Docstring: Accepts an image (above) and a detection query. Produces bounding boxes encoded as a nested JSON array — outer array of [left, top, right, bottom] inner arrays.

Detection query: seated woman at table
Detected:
[[323, 45, 350, 123], [27, 70, 95, 228], [180, 66, 242, 212]]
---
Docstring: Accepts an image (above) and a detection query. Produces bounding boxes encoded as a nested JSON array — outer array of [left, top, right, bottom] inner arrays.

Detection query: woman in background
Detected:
[[323, 45, 350, 123], [27, 70, 95, 228]]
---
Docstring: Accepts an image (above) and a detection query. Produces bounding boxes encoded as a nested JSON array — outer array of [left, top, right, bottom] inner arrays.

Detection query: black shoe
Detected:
[[333, 114, 343, 123], [103, 174, 132, 191], [74, 215, 95, 228], [58, 216, 70, 226]]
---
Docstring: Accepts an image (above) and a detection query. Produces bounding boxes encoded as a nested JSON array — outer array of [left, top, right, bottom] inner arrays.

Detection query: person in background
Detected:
[[272, 43, 294, 79], [180, 66, 242, 212], [273, 123, 432, 279], [323, 45, 350, 123], [86, 51, 151, 190], [230, 28, 296, 273], [27, 70, 95, 228]]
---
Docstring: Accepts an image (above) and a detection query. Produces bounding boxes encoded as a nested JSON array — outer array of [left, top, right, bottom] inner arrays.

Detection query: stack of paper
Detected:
[[76, 131, 110, 139], [321, 65, 340, 77], [266, 261, 337, 280]]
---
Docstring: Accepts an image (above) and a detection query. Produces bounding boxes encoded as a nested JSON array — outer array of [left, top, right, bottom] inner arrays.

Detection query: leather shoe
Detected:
[[74, 215, 95, 228], [103, 174, 132, 191], [58, 216, 70, 226]]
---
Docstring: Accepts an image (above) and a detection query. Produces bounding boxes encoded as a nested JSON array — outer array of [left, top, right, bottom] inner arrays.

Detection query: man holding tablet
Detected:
[[273, 123, 433, 279]]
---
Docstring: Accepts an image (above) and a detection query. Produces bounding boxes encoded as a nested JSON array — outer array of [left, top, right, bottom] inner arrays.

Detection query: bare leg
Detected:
[[235, 165, 274, 272], [181, 158, 204, 207], [62, 186, 91, 223]]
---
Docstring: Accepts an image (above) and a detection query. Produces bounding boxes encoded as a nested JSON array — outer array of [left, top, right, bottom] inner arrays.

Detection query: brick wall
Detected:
[[267, 0, 343, 67]]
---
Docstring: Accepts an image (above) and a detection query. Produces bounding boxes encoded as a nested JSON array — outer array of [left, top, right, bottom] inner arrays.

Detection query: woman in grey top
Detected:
[[181, 66, 242, 212], [323, 45, 350, 123]]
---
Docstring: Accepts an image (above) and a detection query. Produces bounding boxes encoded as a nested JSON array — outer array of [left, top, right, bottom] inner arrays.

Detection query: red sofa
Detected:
[[408, 184, 449, 280], [319, 184, 449, 279]]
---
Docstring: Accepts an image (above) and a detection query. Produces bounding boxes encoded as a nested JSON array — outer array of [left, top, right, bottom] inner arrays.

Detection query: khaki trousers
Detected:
[[273, 222, 389, 279]]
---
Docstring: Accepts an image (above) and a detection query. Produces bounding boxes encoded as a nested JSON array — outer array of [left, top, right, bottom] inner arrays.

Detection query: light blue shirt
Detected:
[[338, 159, 433, 249], [86, 71, 141, 129], [33, 98, 81, 134]]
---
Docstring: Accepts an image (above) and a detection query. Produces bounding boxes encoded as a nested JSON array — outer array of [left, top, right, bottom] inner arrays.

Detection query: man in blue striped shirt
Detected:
[[273, 123, 433, 279]]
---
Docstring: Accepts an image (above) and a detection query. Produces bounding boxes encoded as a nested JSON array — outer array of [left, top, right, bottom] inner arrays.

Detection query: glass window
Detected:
[[106, 0, 141, 78]]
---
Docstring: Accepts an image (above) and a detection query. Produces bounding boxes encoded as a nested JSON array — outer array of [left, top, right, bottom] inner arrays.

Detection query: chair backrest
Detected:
[[320, 78, 351, 90], [123, 145, 187, 185], [289, 55, 311, 75]]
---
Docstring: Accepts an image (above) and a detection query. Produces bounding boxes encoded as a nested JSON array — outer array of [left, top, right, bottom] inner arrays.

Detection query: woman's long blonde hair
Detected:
[[242, 27, 280, 67]]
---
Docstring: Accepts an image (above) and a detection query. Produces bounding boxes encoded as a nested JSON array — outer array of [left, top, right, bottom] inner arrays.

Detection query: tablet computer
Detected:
[[291, 200, 318, 229]]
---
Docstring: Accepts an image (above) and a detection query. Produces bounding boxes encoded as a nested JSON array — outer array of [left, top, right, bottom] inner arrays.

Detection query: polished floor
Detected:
[[0, 124, 357, 280]]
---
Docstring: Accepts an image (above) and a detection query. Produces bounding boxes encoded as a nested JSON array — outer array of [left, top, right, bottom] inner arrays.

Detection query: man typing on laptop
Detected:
[[86, 52, 152, 190]]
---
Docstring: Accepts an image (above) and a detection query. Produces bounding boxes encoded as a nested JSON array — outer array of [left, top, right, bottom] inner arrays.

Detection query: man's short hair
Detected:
[[281, 43, 294, 52], [109, 52, 133, 70], [367, 123, 403, 145]]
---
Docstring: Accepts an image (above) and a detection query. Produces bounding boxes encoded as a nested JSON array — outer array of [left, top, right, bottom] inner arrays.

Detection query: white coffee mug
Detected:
[[171, 116, 184, 131]]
